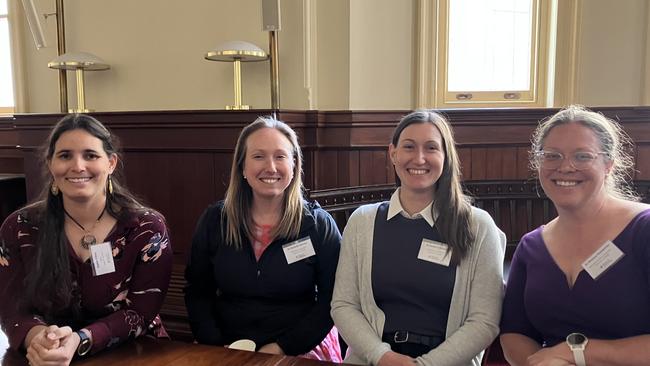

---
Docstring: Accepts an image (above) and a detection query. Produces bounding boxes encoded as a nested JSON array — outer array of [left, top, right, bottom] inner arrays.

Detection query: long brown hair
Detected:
[[222, 116, 305, 248], [23, 114, 146, 321], [391, 110, 475, 263]]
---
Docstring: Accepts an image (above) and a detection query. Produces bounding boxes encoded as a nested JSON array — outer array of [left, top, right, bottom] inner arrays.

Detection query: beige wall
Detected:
[[10, 0, 650, 113], [574, 0, 647, 106], [349, 0, 414, 110]]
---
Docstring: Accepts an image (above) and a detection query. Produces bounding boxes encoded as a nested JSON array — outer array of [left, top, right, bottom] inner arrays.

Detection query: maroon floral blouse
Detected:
[[0, 208, 172, 354]]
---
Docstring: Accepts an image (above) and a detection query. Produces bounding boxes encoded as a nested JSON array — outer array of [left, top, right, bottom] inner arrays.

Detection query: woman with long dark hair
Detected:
[[0, 114, 172, 366], [185, 116, 342, 361], [331, 110, 506, 365]]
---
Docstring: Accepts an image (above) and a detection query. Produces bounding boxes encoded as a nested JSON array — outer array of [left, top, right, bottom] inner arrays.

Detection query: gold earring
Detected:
[[51, 183, 59, 196], [108, 175, 114, 195]]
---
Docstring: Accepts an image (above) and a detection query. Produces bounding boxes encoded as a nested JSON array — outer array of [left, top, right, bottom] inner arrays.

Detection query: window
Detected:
[[0, 0, 14, 114], [435, 0, 553, 107]]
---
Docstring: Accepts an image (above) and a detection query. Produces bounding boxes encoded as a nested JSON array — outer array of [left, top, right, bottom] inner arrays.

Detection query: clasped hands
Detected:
[[25, 325, 80, 366], [526, 342, 576, 366]]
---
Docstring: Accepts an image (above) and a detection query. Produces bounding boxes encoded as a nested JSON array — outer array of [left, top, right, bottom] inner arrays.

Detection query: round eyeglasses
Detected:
[[535, 150, 609, 170]]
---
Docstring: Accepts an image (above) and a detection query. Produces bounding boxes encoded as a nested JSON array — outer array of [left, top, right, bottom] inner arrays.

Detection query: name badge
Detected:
[[417, 239, 452, 266], [582, 240, 624, 280], [282, 237, 316, 265], [90, 242, 116, 276]]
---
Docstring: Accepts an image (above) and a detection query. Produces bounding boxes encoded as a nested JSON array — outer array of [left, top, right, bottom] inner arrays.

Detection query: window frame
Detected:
[[433, 0, 553, 108], [0, 0, 14, 115]]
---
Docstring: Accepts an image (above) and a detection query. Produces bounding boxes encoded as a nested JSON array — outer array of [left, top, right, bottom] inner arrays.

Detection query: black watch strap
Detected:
[[76, 330, 92, 356]]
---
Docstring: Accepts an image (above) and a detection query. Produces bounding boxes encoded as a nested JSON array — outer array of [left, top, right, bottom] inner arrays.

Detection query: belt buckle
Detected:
[[393, 331, 409, 344]]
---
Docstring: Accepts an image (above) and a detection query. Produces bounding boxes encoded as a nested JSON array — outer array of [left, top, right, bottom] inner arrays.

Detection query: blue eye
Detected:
[[542, 152, 562, 161], [574, 152, 597, 162]]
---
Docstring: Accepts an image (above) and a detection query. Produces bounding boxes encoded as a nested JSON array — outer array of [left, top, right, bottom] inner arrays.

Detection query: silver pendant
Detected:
[[81, 234, 97, 249]]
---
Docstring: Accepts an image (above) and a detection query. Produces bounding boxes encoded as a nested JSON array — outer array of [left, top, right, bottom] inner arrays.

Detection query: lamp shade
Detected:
[[48, 52, 110, 71], [205, 41, 267, 62]]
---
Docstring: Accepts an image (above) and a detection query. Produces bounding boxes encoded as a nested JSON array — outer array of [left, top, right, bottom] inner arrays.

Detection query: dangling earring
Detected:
[[51, 183, 59, 196], [108, 175, 114, 195]]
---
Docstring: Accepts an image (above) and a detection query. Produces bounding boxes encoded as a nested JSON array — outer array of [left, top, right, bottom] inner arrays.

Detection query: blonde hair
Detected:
[[531, 105, 638, 201], [223, 116, 305, 248]]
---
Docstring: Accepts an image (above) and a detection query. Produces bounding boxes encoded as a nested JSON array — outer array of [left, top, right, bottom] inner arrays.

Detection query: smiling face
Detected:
[[539, 122, 612, 211], [48, 129, 117, 205], [389, 122, 445, 200], [243, 127, 295, 203]]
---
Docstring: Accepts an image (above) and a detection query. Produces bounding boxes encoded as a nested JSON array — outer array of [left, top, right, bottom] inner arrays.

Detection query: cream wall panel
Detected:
[[575, 0, 646, 106], [349, 0, 414, 110], [315, 0, 349, 110]]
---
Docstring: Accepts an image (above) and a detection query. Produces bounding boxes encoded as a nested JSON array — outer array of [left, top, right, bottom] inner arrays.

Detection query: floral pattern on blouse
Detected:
[[0, 208, 173, 354]]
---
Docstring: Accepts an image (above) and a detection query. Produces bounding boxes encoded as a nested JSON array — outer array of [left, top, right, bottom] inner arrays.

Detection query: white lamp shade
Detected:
[[205, 41, 267, 62], [48, 52, 110, 71]]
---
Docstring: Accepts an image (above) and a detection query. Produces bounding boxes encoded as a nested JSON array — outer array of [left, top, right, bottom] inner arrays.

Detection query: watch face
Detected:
[[567, 333, 586, 345]]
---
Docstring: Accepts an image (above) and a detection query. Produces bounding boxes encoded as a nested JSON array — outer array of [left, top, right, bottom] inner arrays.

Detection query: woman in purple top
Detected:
[[0, 114, 172, 366], [500, 105, 650, 365]]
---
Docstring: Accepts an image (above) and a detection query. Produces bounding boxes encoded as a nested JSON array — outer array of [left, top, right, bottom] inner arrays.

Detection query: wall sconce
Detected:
[[48, 52, 110, 113], [205, 41, 268, 110]]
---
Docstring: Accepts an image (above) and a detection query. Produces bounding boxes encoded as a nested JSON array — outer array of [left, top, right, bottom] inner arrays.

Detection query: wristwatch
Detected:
[[76, 329, 92, 356], [566, 332, 588, 366]]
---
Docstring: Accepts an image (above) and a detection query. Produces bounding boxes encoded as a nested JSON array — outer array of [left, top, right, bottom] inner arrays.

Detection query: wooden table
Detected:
[[0, 338, 347, 366]]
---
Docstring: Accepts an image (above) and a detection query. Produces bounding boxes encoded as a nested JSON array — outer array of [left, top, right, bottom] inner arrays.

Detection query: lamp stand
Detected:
[[70, 69, 89, 113], [55, 0, 68, 113], [226, 59, 250, 110]]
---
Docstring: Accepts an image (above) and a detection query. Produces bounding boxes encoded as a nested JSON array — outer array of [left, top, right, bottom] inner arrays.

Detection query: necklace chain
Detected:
[[64, 205, 106, 249]]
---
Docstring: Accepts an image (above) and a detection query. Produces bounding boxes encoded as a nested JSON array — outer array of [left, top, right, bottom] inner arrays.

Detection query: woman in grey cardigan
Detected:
[[331, 110, 506, 366]]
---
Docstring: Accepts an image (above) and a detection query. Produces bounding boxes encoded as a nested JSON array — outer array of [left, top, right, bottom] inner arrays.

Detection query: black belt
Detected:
[[382, 331, 442, 348]]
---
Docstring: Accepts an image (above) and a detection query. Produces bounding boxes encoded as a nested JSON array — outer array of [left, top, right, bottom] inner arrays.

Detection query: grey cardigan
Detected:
[[331, 203, 506, 366]]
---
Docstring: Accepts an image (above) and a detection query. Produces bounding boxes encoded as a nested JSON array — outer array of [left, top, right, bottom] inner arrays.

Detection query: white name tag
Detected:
[[417, 239, 452, 266], [90, 241, 116, 276], [282, 237, 316, 265], [582, 240, 624, 280]]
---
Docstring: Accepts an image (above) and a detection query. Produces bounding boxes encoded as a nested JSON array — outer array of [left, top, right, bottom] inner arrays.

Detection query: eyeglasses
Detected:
[[535, 150, 609, 170]]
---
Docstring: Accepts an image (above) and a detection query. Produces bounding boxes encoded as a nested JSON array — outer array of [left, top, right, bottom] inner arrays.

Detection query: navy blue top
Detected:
[[184, 200, 341, 355], [501, 209, 650, 346], [372, 202, 455, 337]]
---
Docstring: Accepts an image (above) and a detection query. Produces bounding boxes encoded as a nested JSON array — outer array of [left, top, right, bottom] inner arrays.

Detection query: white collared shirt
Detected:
[[386, 188, 437, 227]]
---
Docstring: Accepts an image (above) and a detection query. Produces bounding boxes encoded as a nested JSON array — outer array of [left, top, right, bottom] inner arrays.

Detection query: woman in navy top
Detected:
[[500, 105, 650, 365], [185, 117, 341, 361]]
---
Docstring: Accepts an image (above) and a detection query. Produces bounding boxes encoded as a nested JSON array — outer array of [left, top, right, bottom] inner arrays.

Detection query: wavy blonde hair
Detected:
[[223, 116, 305, 248]]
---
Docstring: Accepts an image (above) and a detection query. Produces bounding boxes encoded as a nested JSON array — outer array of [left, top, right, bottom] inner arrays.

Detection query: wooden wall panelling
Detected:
[[336, 150, 351, 187], [485, 148, 503, 180], [458, 147, 472, 180], [635, 144, 650, 180], [315, 150, 339, 189], [499, 148, 518, 179], [121, 151, 217, 266], [516, 147, 532, 178], [470, 148, 487, 180], [347, 150, 360, 186], [371, 150, 389, 184], [212, 153, 233, 200], [0, 118, 23, 174]]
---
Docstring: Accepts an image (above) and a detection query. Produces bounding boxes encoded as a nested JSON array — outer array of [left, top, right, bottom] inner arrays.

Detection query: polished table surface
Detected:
[[1, 338, 347, 366]]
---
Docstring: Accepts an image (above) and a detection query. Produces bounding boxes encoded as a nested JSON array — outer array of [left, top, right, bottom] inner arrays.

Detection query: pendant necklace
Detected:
[[64, 206, 106, 249]]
